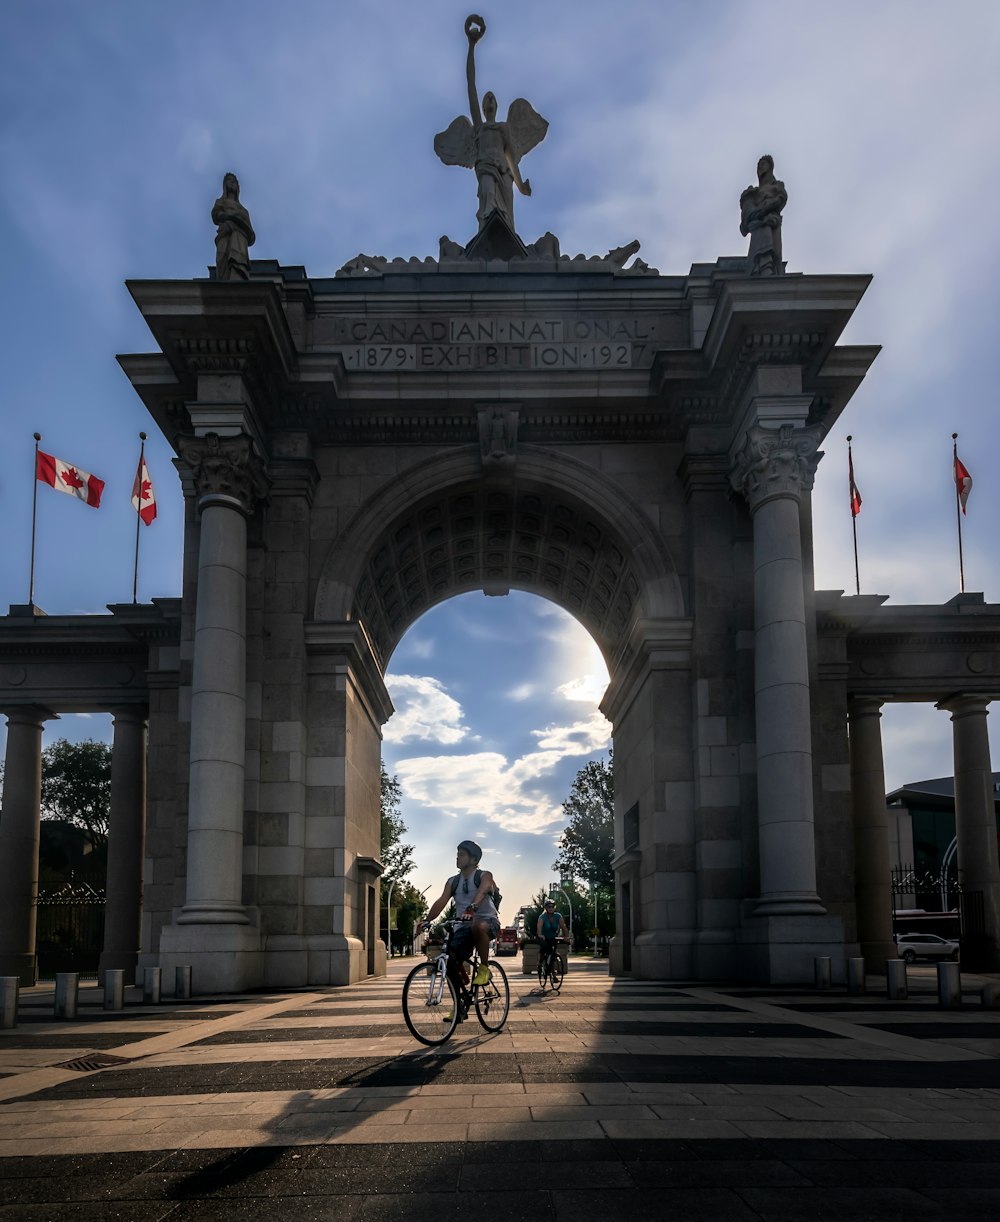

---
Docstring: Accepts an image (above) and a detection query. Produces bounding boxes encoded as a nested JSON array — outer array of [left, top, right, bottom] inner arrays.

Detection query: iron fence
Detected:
[[34, 882, 106, 978]]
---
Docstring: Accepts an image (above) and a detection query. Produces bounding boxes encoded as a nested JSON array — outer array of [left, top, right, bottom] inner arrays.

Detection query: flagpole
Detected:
[[847, 435, 860, 596], [952, 432, 965, 595], [132, 432, 146, 605], [29, 433, 42, 606]]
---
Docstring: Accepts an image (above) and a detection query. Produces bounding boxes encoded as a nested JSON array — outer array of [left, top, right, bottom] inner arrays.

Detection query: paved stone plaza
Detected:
[[2, 958, 1000, 1218]]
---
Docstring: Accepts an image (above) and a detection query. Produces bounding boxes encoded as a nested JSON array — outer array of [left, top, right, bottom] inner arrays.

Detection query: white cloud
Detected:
[[395, 707, 610, 834], [395, 752, 563, 833], [555, 674, 608, 704], [383, 675, 469, 745], [507, 682, 537, 701], [532, 711, 611, 756]]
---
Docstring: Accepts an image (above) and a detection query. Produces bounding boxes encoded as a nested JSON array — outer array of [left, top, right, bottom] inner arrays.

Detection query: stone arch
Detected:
[[314, 446, 684, 671]]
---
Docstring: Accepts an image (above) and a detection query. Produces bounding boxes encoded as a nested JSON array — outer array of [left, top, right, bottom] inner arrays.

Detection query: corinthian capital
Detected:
[[730, 423, 823, 511], [178, 433, 269, 514]]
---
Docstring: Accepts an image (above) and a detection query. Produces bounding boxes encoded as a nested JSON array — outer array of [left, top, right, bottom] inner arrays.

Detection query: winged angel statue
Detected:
[[434, 14, 548, 234]]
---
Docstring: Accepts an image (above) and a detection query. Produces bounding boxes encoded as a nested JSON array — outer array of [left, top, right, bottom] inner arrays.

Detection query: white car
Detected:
[[894, 932, 960, 963]]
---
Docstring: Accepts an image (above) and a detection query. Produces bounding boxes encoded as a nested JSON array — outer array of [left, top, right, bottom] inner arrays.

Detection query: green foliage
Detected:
[[390, 880, 429, 950], [380, 761, 415, 885], [552, 754, 614, 889], [39, 739, 112, 850]]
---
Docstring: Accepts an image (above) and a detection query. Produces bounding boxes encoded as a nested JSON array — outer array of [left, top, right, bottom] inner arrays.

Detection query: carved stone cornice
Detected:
[[177, 433, 270, 514], [711, 331, 824, 421], [170, 335, 257, 375], [730, 423, 823, 511]]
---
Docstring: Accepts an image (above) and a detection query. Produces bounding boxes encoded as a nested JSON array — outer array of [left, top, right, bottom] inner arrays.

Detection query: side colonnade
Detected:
[[0, 703, 148, 986]]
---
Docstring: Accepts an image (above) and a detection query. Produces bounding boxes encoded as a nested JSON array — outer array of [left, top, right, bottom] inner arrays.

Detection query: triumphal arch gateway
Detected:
[[3, 18, 1000, 992]]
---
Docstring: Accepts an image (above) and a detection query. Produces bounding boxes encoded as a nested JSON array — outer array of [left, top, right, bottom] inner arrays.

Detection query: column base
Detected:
[[158, 922, 262, 994], [0, 954, 37, 988], [739, 912, 852, 984], [176, 902, 252, 925], [753, 892, 827, 916]]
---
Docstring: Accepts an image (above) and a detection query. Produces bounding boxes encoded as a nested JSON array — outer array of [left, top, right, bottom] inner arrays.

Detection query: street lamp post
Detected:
[[548, 882, 573, 940], [385, 877, 396, 958], [592, 879, 599, 958]]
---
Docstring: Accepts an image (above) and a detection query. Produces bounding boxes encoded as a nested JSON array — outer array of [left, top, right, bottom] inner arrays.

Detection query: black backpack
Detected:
[[450, 868, 501, 911]]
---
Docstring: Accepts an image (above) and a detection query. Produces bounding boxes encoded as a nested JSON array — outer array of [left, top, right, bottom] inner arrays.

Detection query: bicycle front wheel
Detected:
[[475, 960, 510, 1032], [549, 953, 563, 993], [537, 954, 547, 990], [402, 961, 459, 1046]]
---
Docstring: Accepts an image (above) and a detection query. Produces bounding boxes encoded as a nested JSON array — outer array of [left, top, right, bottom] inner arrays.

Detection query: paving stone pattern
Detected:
[[1, 960, 1000, 1219]]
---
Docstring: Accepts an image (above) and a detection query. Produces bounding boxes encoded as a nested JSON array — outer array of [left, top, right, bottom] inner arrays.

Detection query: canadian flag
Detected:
[[132, 456, 157, 525], [954, 453, 973, 515], [36, 450, 104, 508]]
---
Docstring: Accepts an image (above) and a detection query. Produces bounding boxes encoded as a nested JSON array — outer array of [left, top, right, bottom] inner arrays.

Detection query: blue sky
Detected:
[[1, 0, 999, 914]]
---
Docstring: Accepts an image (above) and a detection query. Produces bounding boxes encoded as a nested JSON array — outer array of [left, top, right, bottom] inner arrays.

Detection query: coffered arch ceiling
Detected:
[[314, 448, 683, 671]]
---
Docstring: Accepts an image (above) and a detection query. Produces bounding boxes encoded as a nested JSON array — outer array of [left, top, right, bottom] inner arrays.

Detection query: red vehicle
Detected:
[[495, 927, 519, 956]]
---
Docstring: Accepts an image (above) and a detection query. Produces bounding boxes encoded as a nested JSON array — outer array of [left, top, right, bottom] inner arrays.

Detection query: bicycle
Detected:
[[537, 938, 566, 993], [402, 919, 510, 1046]]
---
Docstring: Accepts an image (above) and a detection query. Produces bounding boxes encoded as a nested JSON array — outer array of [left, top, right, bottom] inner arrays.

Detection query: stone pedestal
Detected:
[[739, 912, 847, 984], [98, 709, 147, 982], [158, 920, 262, 995], [0, 706, 55, 984], [848, 698, 896, 970]]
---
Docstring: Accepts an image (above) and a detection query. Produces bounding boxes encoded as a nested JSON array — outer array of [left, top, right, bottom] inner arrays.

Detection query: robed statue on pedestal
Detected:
[[434, 14, 548, 234]]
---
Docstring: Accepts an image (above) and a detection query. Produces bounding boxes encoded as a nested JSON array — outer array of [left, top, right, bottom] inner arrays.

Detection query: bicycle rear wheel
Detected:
[[549, 953, 563, 993], [474, 960, 510, 1031], [402, 961, 459, 1046]]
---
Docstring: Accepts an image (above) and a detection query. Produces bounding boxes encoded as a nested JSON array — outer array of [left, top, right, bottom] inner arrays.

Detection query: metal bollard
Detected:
[[175, 966, 192, 1000], [814, 956, 832, 991], [55, 972, 80, 1019], [982, 983, 999, 1010], [937, 960, 962, 1008], [142, 966, 161, 1005], [886, 959, 908, 1000], [0, 978, 19, 1029], [104, 968, 124, 1011], [847, 957, 866, 995]]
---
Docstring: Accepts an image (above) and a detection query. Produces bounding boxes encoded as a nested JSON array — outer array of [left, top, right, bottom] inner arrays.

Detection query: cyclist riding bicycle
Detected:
[[418, 840, 500, 1015], [537, 898, 568, 970]]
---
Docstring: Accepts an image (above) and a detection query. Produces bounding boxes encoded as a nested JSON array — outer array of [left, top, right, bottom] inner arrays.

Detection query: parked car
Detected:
[[894, 932, 960, 963], [495, 927, 519, 956]]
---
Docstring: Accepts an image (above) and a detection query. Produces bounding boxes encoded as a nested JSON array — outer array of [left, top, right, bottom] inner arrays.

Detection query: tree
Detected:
[[393, 881, 430, 953], [552, 754, 614, 889], [39, 739, 112, 851], [380, 762, 415, 885]]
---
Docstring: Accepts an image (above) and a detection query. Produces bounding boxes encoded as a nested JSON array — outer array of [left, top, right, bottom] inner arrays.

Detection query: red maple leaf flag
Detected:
[[131, 456, 157, 525], [954, 453, 973, 515], [36, 450, 104, 507], [848, 450, 862, 518]]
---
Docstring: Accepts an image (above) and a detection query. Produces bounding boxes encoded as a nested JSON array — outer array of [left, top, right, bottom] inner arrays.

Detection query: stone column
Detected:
[[731, 423, 826, 915], [98, 708, 147, 982], [159, 434, 268, 991], [848, 697, 896, 969], [937, 695, 1000, 969], [0, 706, 56, 984]]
